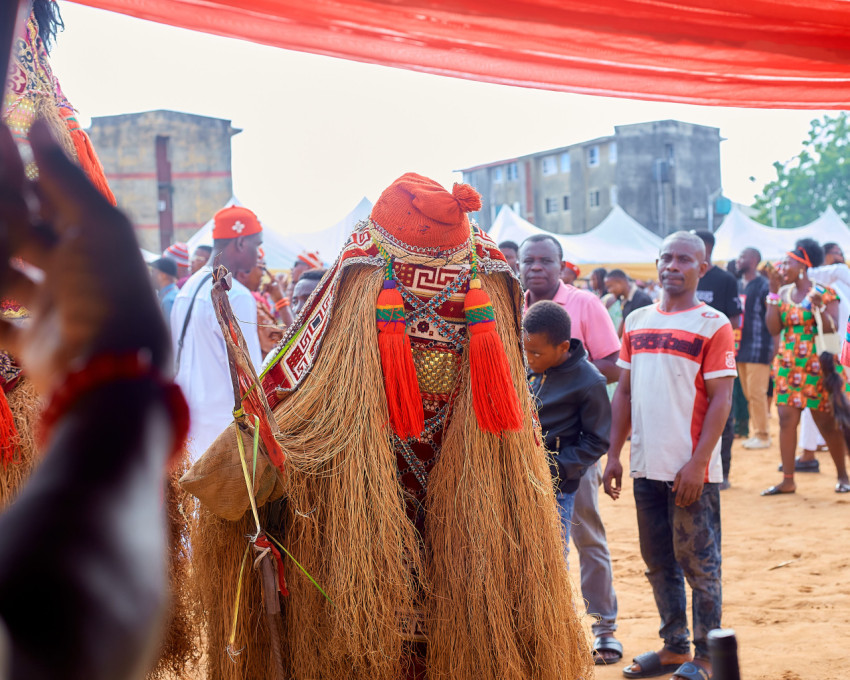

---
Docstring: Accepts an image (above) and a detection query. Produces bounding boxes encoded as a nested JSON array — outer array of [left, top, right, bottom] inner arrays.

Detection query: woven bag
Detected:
[[179, 420, 283, 521]]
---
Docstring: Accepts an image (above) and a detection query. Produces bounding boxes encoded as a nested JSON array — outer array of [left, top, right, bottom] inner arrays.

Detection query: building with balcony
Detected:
[[459, 119, 722, 237]]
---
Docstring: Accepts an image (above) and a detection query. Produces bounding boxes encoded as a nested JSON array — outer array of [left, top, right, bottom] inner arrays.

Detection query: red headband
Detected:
[[564, 261, 581, 277], [787, 249, 812, 269]]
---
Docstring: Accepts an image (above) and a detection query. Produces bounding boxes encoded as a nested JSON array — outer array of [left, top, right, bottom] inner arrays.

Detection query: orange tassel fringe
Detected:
[[0, 388, 19, 467], [62, 109, 117, 206], [463, 279, 523, 433], [376, 281, 423, 439]]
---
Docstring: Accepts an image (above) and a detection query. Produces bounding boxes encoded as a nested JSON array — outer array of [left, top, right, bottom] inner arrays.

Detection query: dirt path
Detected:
[[581, 414, 850, 680]]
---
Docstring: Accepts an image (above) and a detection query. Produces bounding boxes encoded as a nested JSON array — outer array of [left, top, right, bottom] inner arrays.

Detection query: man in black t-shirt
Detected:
[[693, 231, 742, 490], [734, 248, 773, 449]]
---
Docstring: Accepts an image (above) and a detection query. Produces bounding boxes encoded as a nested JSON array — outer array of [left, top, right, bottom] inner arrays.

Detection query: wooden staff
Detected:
[[210, 265, 286, 680]]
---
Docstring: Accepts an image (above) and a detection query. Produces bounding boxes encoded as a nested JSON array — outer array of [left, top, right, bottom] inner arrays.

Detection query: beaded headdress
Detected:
[[371, 173, 522, 438]]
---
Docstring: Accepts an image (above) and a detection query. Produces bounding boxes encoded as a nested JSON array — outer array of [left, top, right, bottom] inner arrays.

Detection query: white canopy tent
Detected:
[[562, 205, 664, 264], [712, 205, 850, 262], [186, 196, 302, 271], [185, 197, 374, 271], [711, 206, 787, 261], [285, 197, 373, 265], [489, 205, 662, 264], [488, 205, 541, 248], [794, 205, 850, 247]]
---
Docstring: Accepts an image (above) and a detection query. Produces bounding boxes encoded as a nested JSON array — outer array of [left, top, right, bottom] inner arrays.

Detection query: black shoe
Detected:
[[778, 458, 820, 473]]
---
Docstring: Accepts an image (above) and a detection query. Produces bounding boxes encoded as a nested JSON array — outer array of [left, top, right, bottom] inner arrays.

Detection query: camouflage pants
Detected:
[[633, 478, 722, 660]]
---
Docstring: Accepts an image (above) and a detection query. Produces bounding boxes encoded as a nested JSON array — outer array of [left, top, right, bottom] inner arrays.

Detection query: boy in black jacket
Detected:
[[524, 301, 612, 545]]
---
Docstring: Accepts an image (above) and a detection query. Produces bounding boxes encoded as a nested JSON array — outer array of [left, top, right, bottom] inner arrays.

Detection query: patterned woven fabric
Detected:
[[0, 352, 22, 392], [773, 285, 850, 410], [260, 218, 511, 526], [3, 15, 76, 178], [260, 219, 509, 404]]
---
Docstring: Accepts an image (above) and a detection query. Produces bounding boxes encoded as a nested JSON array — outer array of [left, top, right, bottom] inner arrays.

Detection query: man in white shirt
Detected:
[[604, 232, 735, 680], [171, 206, 264, 461]]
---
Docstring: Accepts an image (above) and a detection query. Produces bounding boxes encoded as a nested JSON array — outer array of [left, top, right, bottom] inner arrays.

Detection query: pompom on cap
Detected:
[[371, 173, 482, 250], [452, 182, 482, 213]]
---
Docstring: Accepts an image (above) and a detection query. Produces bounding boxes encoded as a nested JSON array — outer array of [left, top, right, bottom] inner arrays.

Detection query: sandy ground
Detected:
[[174, 413, 849, 679], [580, 413, 850, 680]]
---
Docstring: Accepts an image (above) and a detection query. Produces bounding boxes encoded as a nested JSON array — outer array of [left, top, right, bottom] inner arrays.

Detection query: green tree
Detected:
[[754, 112, 850, 229]]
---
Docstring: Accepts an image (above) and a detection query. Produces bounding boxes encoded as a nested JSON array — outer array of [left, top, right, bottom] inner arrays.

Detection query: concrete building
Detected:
[[459, 120, 722, 237], [88, 110, 240, 252]]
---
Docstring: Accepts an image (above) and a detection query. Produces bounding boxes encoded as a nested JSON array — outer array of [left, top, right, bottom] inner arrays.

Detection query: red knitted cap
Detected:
[[297, 251, 323, 268], [371, 173, 482, 250]]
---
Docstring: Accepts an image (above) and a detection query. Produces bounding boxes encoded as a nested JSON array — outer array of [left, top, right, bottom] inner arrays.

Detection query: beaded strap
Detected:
[[393, 403, 449, 495], [393, 273, 469, 352], [372, 234, 395, 281], [371, 219, 473, 259], [468, 221, 479, 280]]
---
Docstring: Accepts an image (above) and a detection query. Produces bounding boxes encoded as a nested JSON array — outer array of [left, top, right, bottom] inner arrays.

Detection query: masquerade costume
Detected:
[[3, 3, 114, 200], [187, 174, 591, 680], [1, 1, 117, 502], [2, 7, 194, 678]]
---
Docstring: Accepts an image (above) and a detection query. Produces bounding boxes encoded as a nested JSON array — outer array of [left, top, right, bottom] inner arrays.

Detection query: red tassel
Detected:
[[62, 109, 117, 206], [464, 279, 523, 433], [376, 281, 423, 439], [254, 533, 289, 596], [0, 388, 19, 467]]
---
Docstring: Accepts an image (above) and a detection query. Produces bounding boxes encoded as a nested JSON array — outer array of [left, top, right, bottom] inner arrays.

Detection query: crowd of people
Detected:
[[144, 196, 850, 680], [2, 119, 850, 680], [149, 223, 327, 460], [4, 4, 848, 680], [139, 196, 850, 680], [497, 227, 850, 679]]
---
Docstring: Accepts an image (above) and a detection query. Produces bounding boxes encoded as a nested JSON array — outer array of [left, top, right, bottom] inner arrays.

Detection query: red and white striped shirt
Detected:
[[618, 302, 737, 483]]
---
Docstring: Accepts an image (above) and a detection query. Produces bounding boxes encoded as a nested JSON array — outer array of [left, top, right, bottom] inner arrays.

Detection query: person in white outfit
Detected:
[[171, 206, 263, 462], [797, 243, 849, 471]]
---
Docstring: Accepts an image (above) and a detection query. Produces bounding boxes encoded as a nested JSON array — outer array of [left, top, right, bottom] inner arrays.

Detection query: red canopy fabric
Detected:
[[71, 0, 850, 108]]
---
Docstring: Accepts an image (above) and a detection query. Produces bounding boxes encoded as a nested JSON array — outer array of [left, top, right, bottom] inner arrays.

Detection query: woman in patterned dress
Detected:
[[762, 239, 850, 495]]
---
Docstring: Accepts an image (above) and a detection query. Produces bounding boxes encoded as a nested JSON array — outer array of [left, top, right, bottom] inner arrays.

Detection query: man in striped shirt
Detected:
[[603, 232, 735, 680]]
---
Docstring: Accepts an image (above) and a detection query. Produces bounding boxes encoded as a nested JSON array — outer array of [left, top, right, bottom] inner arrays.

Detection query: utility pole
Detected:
[[654, 158, 667, 235], [155, 135, 174, 252], [707, 186, 723, 232]]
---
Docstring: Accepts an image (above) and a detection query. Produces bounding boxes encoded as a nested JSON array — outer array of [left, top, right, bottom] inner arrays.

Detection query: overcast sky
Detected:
[[49, 2, 839, 237]]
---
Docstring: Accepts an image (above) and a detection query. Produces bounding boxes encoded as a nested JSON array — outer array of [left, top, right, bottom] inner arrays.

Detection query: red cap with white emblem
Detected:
[[212, 206, 262, 240]]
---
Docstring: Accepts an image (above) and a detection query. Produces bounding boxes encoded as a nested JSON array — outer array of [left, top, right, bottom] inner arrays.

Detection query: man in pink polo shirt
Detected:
[[522, 234, 621, 379], [520, 233, 624, 666]]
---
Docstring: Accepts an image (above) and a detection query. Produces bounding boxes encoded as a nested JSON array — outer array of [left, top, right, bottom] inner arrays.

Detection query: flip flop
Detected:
[[836, 483, 850, 493], [622, 651, 681, 678], [593, 635, 623, 665], [761, 485, 795, 496], [671, 661, 712, 679]]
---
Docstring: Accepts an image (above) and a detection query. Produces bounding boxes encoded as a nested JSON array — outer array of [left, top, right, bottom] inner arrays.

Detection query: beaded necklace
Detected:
[[394, 403, 450, 495], [372, 223, 477, 481], [371, 223, 478, 353]]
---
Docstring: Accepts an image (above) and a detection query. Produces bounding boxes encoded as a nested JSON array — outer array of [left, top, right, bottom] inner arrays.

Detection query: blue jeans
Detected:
[[633, 478, 722, 660], [555, 489, 577, 552]]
